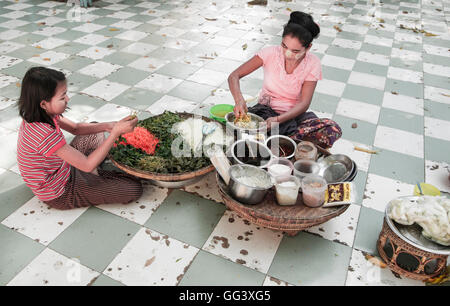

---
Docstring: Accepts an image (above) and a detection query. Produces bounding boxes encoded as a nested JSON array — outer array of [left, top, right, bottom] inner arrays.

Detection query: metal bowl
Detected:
[[228, 164, 274, 205], [229, 139, 274, 168], [225, 112, 266, 136], [265, 135, 296, 159], [385, 196, 450, 255], [317, 154, 354, 183]]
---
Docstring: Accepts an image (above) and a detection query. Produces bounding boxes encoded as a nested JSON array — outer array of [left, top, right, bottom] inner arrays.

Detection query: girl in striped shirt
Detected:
[[17, 67, 143, 210]]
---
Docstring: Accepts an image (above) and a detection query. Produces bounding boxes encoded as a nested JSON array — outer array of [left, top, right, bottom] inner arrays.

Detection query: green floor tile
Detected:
[[366, 28, 395, 39], [423, 54, 450, 67], [268, 232, 352, 286], [326, 46, 359, 60], [65, 93, 106, 121], [220, 77, 262, 97], [139, 33, 170, 46], [106, 67, 149, 87], [342, 84, 384, 105], [0, 224, 45, 286], [53, 42, 91, 56], [11, 33, 46, 45], [169, 81, 216, 103], [0, 60, 37, 79], [97, 38, 133, 51], [425, 137, 450, 163], [392, 41, 423, 53], [87, 17, 121, 26], [102, 51, 141, 66], [389, 58, 423, 72], [0, 83, 21, 100], [385, 79, 423, 99], [353, 61, 388, 77], [424, 73, 450, 90], [353, 170, 368, 205], [332, 115, 377, 146], [16, 23, 42, 33], [423, 37, 450, 48], [53, 55, 95, 72], [310, 92, 340, 114], [49, 206, 140, 272], [148, 47, 186, 61], [91, 274, 124, 286], [111, 87, 163, 110], [378, 108, 424, 134], [179, 250, 266, 286], [360, 43, 392, 56], [322, 66, 351, 83], [353, 206, 384, 255], [53, 29, 88, 42], [156, 62, 200, 80], [66, 72, 98, 94], [0, 171, 35, 223], [336, 31, 365, 42], [144, 190, 226, 249], [369, 148, 424, 184]]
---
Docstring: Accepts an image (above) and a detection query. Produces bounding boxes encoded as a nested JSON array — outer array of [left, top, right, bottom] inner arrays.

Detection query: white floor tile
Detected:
[[33, 26, 66, 37], [104, 228, 199, 286], [357, 51, 390, 66], [74, 34, 109, 46], [374, 125, 423, 158], [71, 23, 106, 33], [1, 197, 88, 246], [424, 86, 450, 105], [348, 71, 386, 91], [424, 116, 450, 141], [121, 42, 159, 56], [127, 56, 168, 73], [335, 98, 380, 124], [7, 248, 99, 286], [114, 30, 148, 41], [0, 55, 22, 70], [135, 74, 183, 94], [97, 184, 169, 225], [187, 68, 228, 87], [202, 210, 283, 274], [146, 95, 198, 115], [182, 172, 223, 203], [262, 275, 293, 286], [315, 79, 346, 97], [76, 46, 115, 60], [387, 67, 423, 84], [425, 160, 450, 194], [423, 63, 450, 78], [0, 41, 24, 55], [332, 38, 362, 50], [306, 204, 360, 247], [0, 127, 18, 169], [321, 54, 355, 70], [382, 92, 424, 116], [77, 61, 121, 79], [84, 103, 133, 122], [362, 173, 415, 212]]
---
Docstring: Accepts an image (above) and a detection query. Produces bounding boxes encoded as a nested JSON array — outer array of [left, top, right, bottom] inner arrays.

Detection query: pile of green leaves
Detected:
[[109, 111, 211, 174]]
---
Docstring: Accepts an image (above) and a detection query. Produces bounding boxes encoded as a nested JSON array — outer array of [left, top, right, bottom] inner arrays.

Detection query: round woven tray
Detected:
[[216, 173, 349, 235], [109, 112, 218, 182]]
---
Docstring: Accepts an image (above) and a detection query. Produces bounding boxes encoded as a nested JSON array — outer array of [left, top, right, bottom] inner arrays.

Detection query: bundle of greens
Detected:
[[109, 111, 211, 174]]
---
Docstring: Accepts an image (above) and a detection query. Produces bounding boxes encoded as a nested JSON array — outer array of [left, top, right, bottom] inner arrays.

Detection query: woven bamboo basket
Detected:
[[377, 220, 448, 281], [109, 112, 220, 182], [216, 173, 349, 236]]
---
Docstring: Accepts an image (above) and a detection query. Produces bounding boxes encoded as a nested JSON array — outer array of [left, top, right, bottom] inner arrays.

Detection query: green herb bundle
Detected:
[[109, 111, 211, 174]]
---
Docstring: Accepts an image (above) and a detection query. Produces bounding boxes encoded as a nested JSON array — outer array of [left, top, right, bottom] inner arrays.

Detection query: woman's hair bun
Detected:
[[288, 11, 320, 39]]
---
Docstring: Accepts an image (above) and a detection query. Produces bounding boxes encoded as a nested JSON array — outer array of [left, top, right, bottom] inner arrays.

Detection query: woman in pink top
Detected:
[[228, 11, 342, 149]]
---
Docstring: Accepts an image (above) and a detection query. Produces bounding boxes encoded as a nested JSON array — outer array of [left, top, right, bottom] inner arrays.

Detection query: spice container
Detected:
[[293, 160, 320, 180], [295, 141, 318, 161], [301, 175, 327, 208], [267, 157, 294, 179], [275, 175, 301, 206]]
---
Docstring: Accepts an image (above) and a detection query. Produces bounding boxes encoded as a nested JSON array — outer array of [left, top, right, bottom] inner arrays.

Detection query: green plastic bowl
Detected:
[[209, 104, 234, 123]]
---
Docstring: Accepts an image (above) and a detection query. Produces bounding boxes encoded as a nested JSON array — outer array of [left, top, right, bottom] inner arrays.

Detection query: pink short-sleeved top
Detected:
[[256, 45, 322, 114], [17, 116, 70, 201]]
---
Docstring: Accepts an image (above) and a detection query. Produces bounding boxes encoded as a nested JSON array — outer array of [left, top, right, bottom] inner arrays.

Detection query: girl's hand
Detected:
[[105, 122, 116, 133], [265, 116, 279, 131], [111, 116, 138, 137], [234, 101, 248, 118]]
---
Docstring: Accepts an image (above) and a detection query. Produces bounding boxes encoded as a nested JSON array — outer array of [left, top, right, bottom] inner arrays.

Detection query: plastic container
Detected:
[[301, 175, 327, 208], [295, 141, 318, 161], [210, 104, 234, 123], [293, 160, 320, 180], [267, 157, 294, 178], [275, 175, 301, 206]]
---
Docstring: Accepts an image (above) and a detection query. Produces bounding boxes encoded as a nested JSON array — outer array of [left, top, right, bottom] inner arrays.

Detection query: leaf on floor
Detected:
[[242, 43, 248, 51], [364, 253, 387, 268], [144, 256, 156, 268], [333, 25, 343, 32], [204, 17, 217, 21], [43, 58, 51, 61], [109, 28, 120, 32], [247, 0, 267, 6]]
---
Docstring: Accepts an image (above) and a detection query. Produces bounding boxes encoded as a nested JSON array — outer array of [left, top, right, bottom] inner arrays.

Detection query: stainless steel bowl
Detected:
[[317, 154, 354, 183], [228, 164, 274, 205], [225, 112, 266, 137], [230, 139, 274, 168], [385, 196, 450, 255], [265, 135, 296, 159]]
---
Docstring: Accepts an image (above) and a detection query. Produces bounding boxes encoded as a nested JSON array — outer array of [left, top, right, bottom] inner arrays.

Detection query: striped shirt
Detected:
[[17, 116, 70, 201]]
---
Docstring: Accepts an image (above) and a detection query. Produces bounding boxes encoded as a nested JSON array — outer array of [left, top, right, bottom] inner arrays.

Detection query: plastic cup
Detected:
[[293, 160, 320, 180], [267, 157, 294, 179], [275, 175, 301, 206], [210, 104, 234, 123], [301, 175, 327, 208]]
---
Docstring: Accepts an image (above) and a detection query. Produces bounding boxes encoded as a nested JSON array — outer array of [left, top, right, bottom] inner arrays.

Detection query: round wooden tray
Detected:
[[216, 173, 349, 235], [109, 112, 219, 182]]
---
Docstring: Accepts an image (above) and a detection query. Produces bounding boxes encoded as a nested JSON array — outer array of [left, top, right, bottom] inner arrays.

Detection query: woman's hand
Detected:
[[105, 121, 116, 133], [265, 116, 280, 130], [234, 101, 248, 118], [111, 116, 138, 137]]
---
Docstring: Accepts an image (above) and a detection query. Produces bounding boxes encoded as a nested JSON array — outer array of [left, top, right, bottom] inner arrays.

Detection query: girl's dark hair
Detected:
[[18, 67, 66, 128], [282, 11, 320, 47]]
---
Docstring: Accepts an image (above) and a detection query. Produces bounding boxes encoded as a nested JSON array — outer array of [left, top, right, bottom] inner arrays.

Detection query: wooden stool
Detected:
[[377, 220, 448, 281]]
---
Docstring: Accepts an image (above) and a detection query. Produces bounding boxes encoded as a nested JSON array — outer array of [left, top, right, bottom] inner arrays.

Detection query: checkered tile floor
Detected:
[[1, 0, 449, 286]]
